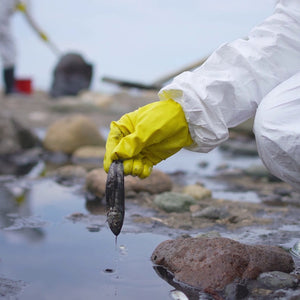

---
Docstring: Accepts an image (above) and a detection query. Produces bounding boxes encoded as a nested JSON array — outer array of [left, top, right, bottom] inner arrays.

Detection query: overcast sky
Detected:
[[9, 0, 276, 93]]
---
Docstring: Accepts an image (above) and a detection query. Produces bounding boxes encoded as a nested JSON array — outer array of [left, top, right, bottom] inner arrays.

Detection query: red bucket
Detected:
[[15, 78, 32, 94]]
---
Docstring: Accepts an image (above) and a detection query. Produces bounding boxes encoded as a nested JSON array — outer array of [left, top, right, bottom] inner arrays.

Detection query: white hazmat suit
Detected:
[[0, 0, 40, 68], [0, 0, 47, 94], [0, 0, 19, 68], [159, 0, 300, 190]]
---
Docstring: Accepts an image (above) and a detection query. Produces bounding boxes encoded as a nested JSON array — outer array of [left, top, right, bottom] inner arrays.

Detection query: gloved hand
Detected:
[[16, 2, 27, 12], [39, 32, 48, 42], [103, 99, 194, 178]]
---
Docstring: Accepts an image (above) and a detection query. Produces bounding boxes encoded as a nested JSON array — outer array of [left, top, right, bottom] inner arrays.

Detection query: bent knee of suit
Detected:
[[254, 77, 300, 190]]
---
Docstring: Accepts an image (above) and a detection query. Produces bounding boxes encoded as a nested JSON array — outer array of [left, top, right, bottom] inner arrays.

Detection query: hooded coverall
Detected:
[[0, 0, 19, 69], [158, 0, 300, 190], [0, 0, 47, 94], [0, 0, 20, 94]]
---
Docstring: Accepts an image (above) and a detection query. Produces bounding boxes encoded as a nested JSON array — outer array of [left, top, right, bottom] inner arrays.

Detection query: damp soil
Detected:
[[0, 91, 300, 299]]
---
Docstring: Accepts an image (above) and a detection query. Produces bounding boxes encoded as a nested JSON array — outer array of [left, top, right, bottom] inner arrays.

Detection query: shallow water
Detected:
[[158, 148, 262, 203], [0, 178, 174, 300]]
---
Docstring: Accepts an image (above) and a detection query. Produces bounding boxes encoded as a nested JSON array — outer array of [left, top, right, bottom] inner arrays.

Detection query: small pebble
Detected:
[[198, 161, 209, 168], [258, 271, 298, 289], [192, 206, 229, 220]]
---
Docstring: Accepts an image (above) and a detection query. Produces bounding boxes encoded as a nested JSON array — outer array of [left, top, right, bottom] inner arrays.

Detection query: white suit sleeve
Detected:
[[158, 0, 300, 153]]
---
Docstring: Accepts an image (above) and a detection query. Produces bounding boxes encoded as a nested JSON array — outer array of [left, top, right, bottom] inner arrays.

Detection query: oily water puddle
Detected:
[[0, 137, 299, 299]]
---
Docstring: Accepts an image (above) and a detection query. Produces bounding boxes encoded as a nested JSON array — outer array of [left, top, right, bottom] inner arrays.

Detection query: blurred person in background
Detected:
[[0, 0, 48, 95], [104, 0, 300, 191]]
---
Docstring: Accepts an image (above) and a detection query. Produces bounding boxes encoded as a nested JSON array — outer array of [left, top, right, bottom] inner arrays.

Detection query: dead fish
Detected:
[[105, 160, 125, 236]]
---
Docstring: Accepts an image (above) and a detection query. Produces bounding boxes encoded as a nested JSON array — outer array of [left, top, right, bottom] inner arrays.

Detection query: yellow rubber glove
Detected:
[[103, 99, 194, 178], [39, 32, 48, 42], [16, 2, 27, 12]]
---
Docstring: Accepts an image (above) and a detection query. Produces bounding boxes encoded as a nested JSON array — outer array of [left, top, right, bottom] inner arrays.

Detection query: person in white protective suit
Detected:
[[0, 0, 48, 94], [103, 0, 300, 191]]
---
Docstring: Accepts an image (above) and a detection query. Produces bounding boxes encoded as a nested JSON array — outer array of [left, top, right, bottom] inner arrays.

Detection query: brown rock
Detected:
[[183, 184, 212, 200], [85, 168, 107, 199], [47, 165, 87, 179], [151, 237, 294, 291], [85, 168, 172, 200], [72, 146, 106, 159], [43, 114, 105, 154], [125, 169, 172, 194], [72, 146, 106, 169]]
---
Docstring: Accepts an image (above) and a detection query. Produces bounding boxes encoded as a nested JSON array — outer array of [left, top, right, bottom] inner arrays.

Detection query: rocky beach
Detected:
[[0, 89, 299, 300]]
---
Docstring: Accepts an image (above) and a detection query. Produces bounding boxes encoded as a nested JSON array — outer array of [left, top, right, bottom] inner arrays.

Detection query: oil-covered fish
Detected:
[[105, 160, 125, 236]]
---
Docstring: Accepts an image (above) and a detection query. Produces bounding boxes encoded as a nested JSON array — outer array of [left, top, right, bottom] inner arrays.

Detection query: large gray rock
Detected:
[[0, 111, 40, 155], [50, 53, 93, 98], [43, 114, 105, 154], [151, 237, 294, 291]]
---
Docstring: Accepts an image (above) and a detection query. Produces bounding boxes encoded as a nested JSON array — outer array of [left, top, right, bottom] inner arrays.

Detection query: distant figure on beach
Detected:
[[0, 0, 48, 95], [104, 0, 300, 191]]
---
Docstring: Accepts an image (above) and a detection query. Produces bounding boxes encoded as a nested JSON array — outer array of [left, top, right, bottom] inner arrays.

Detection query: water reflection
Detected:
[[85, 198, 106, 215], [0, 182, 45, 243], [0, 177, 174, 299], [153, 265, 214, 300], [0, 149, 42, 176]]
